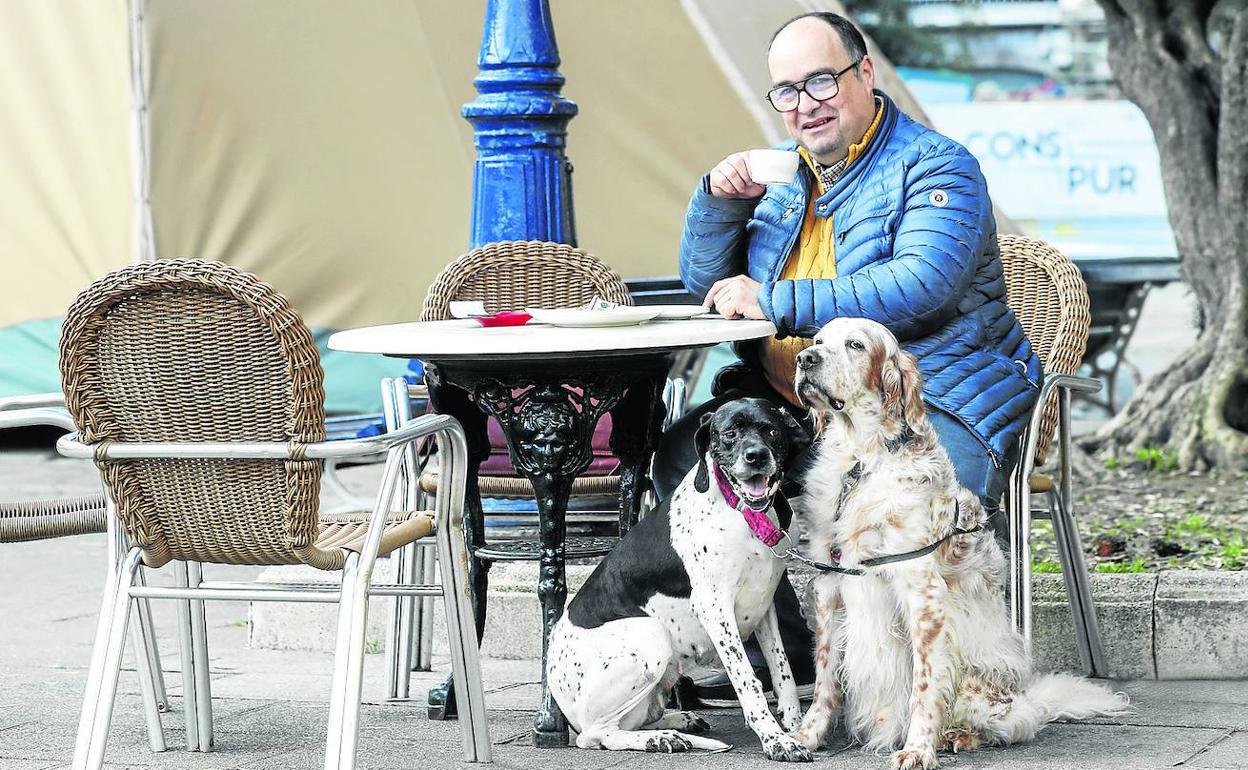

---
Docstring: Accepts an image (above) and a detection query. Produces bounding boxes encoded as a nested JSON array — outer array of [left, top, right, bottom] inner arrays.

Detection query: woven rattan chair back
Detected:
[[998, 235, 1091, 466], [59, 259, 340, 569], [0, 496, 107, 542], [420, 240, 632, 321]]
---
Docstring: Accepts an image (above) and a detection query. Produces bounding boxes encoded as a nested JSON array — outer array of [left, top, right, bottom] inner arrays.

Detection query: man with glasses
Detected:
[[654, 11, 1041, 708]]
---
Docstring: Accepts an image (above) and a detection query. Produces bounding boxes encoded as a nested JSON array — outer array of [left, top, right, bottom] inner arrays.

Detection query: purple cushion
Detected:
[[477, 414, 621, 477]]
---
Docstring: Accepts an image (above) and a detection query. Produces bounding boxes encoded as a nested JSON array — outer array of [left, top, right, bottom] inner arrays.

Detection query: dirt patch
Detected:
[[1030, 466, 1248, 572]]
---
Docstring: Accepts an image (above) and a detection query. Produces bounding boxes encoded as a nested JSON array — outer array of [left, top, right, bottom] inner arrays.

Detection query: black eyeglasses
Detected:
[[765, 59, 862, 113]]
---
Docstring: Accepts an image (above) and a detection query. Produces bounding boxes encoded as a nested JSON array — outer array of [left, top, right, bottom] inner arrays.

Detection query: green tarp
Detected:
[[0, 318, 412, 415]]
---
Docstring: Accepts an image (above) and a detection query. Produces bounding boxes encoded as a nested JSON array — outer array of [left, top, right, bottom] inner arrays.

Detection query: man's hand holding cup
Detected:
[[709, 149, 800, 199]]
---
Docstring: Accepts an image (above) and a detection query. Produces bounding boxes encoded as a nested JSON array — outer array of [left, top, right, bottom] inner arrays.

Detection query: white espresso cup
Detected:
[[747, 149, 801, 185]]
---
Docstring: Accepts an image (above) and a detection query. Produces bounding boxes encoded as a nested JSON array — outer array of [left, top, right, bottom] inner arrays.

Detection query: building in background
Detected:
[[861, 0, 1176, 262], [901, 0, 1114, 98]]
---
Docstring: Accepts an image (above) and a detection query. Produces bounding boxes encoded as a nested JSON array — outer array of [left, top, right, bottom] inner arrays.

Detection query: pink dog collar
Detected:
[[712, 464, 786, 549]]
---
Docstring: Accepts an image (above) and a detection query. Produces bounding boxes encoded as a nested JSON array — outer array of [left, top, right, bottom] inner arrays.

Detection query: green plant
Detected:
[[1095, 558, 1149, 573], [1135, 446, 1178, 473], [230, 619, 247, 628], [1104, 455, 1120, 470], [364, 639, 383, 655], [1221, 539, 1246, 564], [1032, 560, 1062, 573], [1176, 514, 1211, 533]]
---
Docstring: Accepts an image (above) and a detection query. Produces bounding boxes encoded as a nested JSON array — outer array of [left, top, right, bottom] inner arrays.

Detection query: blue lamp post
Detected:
[[453, 0, 578, 748], [463, 0, 578, 248]]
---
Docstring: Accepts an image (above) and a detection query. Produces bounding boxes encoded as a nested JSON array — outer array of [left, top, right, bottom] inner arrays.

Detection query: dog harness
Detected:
[[714, 462, 996, 576]]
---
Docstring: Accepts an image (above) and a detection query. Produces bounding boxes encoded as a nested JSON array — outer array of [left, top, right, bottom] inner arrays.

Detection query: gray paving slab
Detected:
[[1156, 572, 1248, 680], [1188, 730, 1248, 769], [0, 760, 64, 770], [1102, 681, 1248, 731]]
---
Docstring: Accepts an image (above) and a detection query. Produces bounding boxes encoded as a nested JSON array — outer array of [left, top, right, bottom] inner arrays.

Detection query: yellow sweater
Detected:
[[760, 101, 885, 405]]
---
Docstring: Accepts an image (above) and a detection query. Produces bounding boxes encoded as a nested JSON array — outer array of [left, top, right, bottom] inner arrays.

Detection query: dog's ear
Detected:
[[865, 334, 889, 395], [772, 490, 795, 529], [897, 349, 925, 428], [879, 352, 904, 421], [693, 413, 714, 493], [880, 348, 925, 428], [780, 409, 811, 467]]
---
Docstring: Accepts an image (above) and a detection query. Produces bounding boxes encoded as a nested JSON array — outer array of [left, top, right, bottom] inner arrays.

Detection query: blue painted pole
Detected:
[[463, 0, 578, 248]]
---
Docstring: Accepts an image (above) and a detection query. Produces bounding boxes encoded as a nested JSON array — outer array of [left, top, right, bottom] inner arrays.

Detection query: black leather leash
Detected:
[[760, 425, 995, 576], [785, 505, 1000, 576]]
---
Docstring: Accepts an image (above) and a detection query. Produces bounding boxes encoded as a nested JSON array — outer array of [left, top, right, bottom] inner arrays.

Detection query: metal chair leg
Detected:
[[186, 561, 213, 750], [384, 377, 422, 699], [325, 552, 369, 770], [173, 562, 203, 751], [1006, 459, 1026, 634], [134, 568, 169, 712], [73, 548, 143, 770], [1050, 389, 1108, 676], [435, 425, 492, 762], [397, 377, 437, 676], [129, 608, 167, 753], [386, 542, 418, 700], [105, 502, 167, 748], [326, 446, 405, 769], [416, 542, 436, 671], [1049, 488, 1107, 676]]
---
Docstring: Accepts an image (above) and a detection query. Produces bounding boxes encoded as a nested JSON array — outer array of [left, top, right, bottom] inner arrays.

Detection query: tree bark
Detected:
[[1085, 0, 1248, 470]]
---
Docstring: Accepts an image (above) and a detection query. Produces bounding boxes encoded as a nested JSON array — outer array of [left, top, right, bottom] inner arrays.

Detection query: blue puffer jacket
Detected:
[[679, 92, 1041, 467]]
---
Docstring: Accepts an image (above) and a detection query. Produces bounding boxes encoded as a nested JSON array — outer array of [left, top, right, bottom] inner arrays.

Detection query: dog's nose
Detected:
[[743, 446, 766, 466], [796, 348, 818, 370]]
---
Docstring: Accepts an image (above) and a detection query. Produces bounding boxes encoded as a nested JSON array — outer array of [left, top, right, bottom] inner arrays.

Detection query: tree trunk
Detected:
[[1085, 1, 1248, 470]]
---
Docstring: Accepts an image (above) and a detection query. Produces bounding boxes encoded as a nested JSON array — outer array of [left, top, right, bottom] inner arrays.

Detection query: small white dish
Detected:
[[525, 306, 662, 328], [449, 300, 487, 319], [646, 304, 710, 320]]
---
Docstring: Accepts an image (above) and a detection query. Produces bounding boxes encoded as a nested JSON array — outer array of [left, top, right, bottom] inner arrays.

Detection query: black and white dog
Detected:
[[546, 398, 814, 761]]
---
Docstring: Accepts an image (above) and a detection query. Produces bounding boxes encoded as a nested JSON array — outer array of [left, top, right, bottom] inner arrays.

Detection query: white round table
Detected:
[[327, 316, 777, 359], [328, 314, 777, 738]]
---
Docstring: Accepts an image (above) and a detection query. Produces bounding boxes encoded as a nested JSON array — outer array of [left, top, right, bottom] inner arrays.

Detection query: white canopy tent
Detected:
[[0, 0, 944, 412]]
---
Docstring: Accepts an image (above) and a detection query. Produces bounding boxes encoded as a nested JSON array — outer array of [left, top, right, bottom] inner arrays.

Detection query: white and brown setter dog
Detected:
[[790, 317, 1127, 769]]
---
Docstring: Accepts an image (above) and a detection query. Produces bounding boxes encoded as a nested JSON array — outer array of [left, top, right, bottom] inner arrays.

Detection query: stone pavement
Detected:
[[2, 509, 1246, 770], [2, 354, 1246, 770]]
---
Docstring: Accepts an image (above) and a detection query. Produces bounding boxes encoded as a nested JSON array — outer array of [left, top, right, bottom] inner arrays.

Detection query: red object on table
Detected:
[[474, 311, 532, 327]]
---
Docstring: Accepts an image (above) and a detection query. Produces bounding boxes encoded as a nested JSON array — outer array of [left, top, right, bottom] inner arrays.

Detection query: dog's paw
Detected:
[[645, 732, 693, 753], [762, 734, 814, 762], [938, 728, 982, 754], [682, 713, 712, 733], [891, 747, 939, 770], [790, 724, 821, 752]]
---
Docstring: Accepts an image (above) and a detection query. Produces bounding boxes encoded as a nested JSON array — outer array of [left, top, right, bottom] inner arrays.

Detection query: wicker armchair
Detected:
[[998, 234, 1106, 676], [419, 240, 632, 499], [57, 260, 489, 769], [421, 239, 633, 321]]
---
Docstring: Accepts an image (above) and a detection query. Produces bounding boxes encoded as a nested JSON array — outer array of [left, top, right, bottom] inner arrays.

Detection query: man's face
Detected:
[[767, 18, 876, 165]]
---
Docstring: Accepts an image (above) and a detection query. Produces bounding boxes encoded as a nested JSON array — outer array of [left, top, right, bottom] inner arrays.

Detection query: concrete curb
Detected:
[[250, 561, 1248, 679]]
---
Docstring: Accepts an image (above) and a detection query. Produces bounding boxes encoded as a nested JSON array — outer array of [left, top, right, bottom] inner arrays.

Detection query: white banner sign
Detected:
[[926, 101, 1168, 221]]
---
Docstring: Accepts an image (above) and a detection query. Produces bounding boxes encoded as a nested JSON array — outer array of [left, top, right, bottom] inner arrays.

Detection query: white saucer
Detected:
[[647, 304, 710, 320], [525, 306, 662, 328]]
